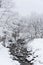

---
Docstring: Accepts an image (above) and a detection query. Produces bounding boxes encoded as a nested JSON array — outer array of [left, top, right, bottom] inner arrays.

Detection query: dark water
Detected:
[[20, 63, 33, 65]]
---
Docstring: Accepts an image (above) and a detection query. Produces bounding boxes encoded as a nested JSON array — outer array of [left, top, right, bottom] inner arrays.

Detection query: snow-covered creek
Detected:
[[0, 38, 43, 65]]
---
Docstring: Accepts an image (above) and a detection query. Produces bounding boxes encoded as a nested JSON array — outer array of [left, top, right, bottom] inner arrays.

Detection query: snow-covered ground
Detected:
[[27, 38, 43, 65], [0, 42, 20, 65]]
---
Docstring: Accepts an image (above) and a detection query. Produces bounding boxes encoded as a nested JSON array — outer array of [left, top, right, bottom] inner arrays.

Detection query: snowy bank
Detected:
[[0, 42, 20, 65], [27, 38, 43, 65]]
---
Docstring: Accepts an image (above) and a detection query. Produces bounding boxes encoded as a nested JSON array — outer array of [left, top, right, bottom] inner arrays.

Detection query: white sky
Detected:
[[13, 0, 43, 16]]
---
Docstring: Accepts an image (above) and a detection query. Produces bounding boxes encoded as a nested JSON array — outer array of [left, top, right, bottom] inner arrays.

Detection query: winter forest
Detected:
[[0, 0, 43, 65]]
